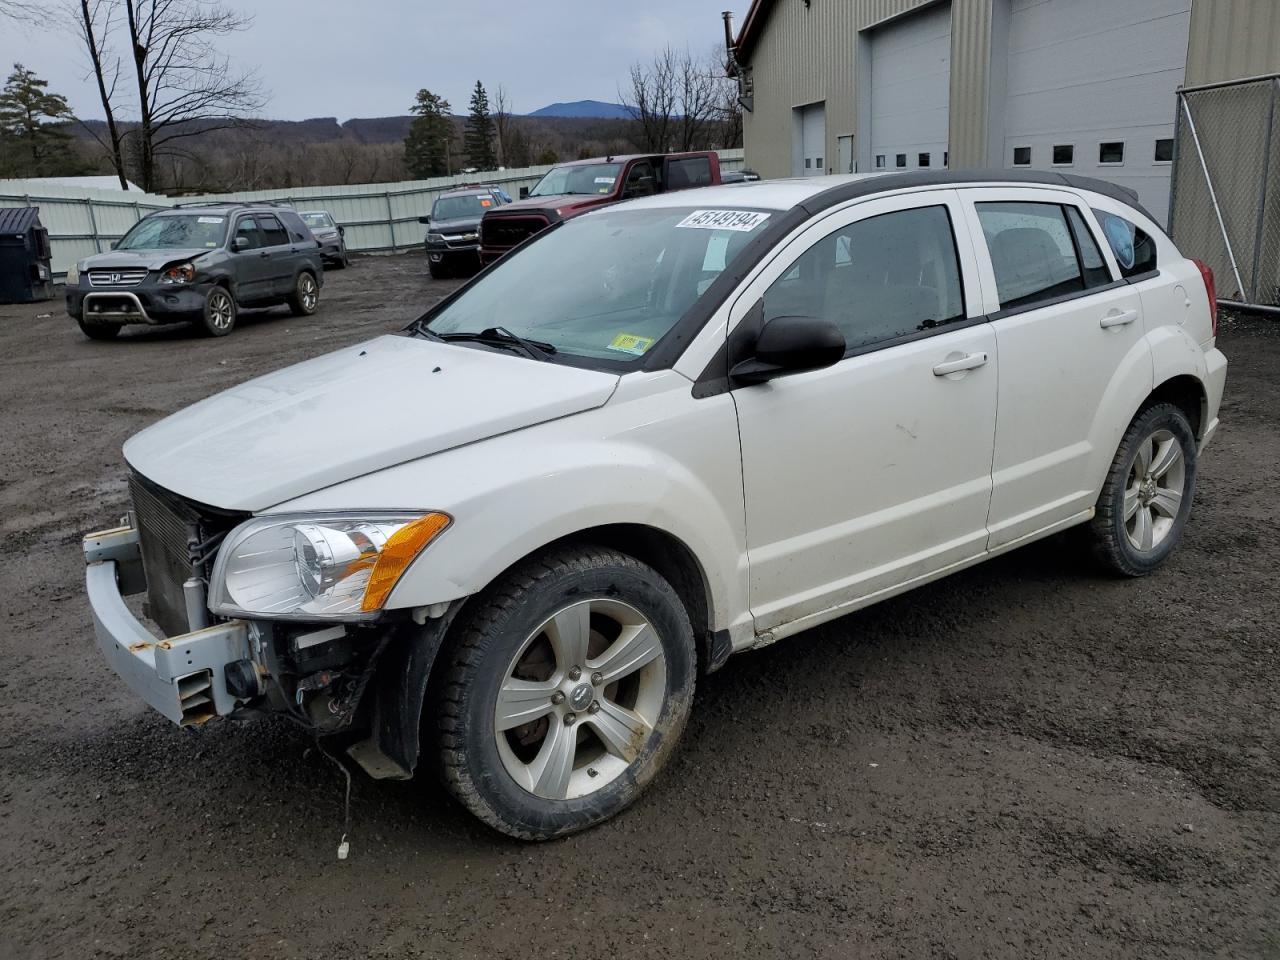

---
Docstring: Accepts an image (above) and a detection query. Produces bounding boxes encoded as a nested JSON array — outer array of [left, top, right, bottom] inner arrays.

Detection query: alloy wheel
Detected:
[[494, 598, 667, 801], [299, 274, 317, 310], [1123, 428, 1186, 552], [208, 291, 234, 330]]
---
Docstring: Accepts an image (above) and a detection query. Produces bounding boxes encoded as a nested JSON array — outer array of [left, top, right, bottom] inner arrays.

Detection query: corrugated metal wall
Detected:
[[0, 150, 745, 278], [1184, 0, 1280, 86], [740, 0, 994, 178]]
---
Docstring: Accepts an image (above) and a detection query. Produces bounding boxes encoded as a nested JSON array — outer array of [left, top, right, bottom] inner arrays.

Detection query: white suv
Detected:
[[84, 171, 1227, 839]]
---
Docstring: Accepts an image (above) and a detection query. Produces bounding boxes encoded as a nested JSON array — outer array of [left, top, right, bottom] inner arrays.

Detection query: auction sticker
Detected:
[[197, 216, 225, 224], [607, 332, 655, 356], [676, 209, 770, 231]]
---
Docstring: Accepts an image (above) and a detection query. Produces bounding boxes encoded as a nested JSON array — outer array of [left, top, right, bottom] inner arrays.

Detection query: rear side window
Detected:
[[977, 201, 1089, 309], [257, 214, 290, 247], [666, 156, 712, 189], [1091, 208, 1158, 278], [763, 205, 966, 352]]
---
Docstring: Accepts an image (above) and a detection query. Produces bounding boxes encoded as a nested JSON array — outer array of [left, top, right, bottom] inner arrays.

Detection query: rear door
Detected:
[[959, 187, 1153, 548], [255, 213, 296, 295]]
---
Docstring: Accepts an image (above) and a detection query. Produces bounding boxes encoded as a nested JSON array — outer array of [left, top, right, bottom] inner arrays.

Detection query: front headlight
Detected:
[[160, 262, 195, 284], [426, 232, 445, 243], [65, 263, 79, 285], [210, 512, 451, 619]]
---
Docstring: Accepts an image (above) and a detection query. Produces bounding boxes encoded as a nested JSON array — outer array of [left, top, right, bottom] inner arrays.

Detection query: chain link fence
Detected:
[[1169, 74, 1280, 310]]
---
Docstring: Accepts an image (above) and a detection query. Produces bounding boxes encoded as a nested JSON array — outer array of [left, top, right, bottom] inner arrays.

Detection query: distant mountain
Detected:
[[527, 100, 631, 120]]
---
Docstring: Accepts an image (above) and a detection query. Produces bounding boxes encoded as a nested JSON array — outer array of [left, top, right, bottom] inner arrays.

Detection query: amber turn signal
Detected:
[[360, 512, 452, 611]]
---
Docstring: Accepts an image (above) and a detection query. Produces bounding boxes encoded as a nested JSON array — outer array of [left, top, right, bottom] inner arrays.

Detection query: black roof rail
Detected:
[[171, 198, 297, 210]]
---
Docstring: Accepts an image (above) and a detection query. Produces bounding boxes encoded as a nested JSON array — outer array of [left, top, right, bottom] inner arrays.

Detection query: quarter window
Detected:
[[762, 205, 966, 352], [1091, 208, 1158, 278], [1099, 141, 1125, 164], [1052, 144, 1074, 165], [1013, 146, 1031, 166], [977, 201, 1091, 310]]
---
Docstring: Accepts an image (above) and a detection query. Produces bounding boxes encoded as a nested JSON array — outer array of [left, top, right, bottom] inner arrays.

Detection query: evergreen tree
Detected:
[[404, 89, 454, 178], [0, 63, 76, 176], [463, 80, 496, 171]]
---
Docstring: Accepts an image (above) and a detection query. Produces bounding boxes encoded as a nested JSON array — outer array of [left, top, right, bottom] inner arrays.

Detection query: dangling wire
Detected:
[[315, 734, 352, 860]]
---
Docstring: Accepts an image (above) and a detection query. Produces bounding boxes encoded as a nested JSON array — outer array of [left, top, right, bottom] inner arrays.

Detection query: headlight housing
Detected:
[[426, 232, 445, 243], [209, 512, 451, 620], [160, 262, 195, 284], [65, 262, 79, 285]]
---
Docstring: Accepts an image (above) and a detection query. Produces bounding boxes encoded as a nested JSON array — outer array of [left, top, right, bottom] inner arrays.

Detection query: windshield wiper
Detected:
[[437, 325, 557, 360]]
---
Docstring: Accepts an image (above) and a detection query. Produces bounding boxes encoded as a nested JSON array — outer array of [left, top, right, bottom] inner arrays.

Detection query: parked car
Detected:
[[83, 171, 1226, 840], [720, 168, 762, 184], [479, 151, 722, 264], [299, 210, 348, 268], [66, 202, 324, 339], [418, 186, 509, 279]]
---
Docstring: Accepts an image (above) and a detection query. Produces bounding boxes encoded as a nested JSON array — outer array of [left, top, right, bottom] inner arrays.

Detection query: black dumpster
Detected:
[[0, 207, 55, 304]]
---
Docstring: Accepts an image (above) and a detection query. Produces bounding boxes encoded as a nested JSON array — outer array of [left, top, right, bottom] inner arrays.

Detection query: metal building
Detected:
[[726, 0, 1280, 225]]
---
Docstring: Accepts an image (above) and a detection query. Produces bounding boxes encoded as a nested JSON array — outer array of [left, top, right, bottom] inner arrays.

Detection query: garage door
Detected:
[[1003, 0, 1191, 222], [793, 102, 826, 176], [869, 2, 952, 173]]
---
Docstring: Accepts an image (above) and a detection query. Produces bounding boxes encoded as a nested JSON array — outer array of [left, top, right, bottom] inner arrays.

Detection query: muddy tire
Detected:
[[77, 318, 121, 341], [1088, 402, 1197, 577], [436, 546, 696, 840], [287, 271, 319, 317], [198, 286, 237, 337]]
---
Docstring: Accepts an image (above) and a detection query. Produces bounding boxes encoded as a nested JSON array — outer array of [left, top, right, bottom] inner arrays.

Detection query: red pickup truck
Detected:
[[479, 151, 722, 264]]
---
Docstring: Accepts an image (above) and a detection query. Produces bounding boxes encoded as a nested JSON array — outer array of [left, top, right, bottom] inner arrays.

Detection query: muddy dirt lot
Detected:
[[0, 253, 1276, 959]]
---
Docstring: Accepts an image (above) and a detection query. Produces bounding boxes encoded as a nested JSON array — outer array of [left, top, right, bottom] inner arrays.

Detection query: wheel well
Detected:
[[1145, 375, 1206, 437], [493, 524, 717, 673]]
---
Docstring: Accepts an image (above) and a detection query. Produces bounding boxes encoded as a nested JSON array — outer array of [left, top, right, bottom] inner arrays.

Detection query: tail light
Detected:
[[1193, 258, 1217, 336]]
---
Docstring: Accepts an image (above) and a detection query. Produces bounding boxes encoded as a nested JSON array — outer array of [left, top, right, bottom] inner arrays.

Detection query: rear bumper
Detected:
[[84, 526, 249, 726], [1200, 346, 1228, 451]]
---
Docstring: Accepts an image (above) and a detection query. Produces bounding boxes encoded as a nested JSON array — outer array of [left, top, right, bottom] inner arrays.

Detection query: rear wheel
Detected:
[[436, 547, 696, 840], [77, 318, 121, 341], [198, 286, 236, 337], [1088, 402, 1197, 576], [288, 271, 319, 316]]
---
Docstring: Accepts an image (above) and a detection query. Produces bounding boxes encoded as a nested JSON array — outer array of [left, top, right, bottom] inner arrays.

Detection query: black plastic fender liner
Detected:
[[345, 603, 465, 780]]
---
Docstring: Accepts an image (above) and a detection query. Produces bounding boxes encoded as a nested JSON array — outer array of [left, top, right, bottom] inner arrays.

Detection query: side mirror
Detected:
[[417, 216, 430, 224], [730, 315, 846, 384], [337, 225, 345, 236], [231, 235, 250, 252], [109, 239, 120, 249], [519, 186, 530, 199]]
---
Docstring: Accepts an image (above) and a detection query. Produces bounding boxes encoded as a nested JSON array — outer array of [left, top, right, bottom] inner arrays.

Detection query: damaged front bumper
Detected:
[[84, 525, 249, 726]]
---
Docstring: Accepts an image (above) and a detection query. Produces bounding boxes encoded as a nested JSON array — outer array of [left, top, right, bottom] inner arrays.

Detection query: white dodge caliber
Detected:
[[84, 171, 1228, 839]]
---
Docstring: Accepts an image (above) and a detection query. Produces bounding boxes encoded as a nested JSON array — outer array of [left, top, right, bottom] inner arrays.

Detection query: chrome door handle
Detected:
[[932, 352, 988, 376], [1100, 309, 1139, 328]]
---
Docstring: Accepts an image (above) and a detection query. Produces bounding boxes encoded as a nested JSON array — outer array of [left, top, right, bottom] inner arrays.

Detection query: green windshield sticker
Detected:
[[606, 333, 655, 356]]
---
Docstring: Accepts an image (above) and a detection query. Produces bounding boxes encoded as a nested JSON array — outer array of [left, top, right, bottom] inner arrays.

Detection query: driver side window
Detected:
[[624, 162, 657, 199], [233, 216, 262, 250], [762, 205, 967, 352]]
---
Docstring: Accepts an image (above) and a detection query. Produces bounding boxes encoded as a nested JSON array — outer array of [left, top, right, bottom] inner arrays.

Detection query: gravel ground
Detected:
[[0, 253, 1277, 960]]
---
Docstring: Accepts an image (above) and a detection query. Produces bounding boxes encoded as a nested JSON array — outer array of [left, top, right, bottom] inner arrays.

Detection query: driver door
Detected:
[[230, 215, 270, 302], [730, 191, 998, 637]]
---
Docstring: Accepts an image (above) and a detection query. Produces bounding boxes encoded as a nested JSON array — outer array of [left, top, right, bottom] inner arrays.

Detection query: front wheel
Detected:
[[288, 271, 319, 316], [436, 547, 696, 840], [198, 286, 237, 337], [1087, 402, 1197, 576]]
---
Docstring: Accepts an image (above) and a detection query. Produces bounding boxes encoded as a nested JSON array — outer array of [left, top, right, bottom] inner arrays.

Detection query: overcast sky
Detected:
[[2, 1, 754, 121]]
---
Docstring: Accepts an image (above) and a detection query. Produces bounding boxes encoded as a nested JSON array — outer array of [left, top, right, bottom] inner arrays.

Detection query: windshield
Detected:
[[301, 212, 334, 230], [528, 162, 622, 198], [422, 205, 773, 366], [431, 194, 493, 220], [117, 213, 227, 250]]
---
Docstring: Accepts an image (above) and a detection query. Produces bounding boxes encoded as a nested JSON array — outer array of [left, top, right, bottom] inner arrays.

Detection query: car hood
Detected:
[[429, 215, 482, 233], [123, 334, 620, 512], [494, 194, 608, 217], [80, 247, 215, 271]]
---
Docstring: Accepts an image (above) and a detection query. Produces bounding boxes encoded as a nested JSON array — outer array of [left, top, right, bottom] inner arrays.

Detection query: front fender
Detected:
[[274, 373, 753, 643]]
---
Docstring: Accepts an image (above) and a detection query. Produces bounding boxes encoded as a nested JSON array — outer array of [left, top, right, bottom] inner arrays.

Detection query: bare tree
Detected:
[[621, 47, 735, 153], [0, 1, 44, 22], [74, 0, 130, 188], [121, 0, 265, 192], [621, 47, 677, 152], [492, 83, 512, 167]]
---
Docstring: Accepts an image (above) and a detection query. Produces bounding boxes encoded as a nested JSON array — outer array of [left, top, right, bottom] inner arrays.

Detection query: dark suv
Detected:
[[65, 202, 325, 339], [418, 186, 510, 279]]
